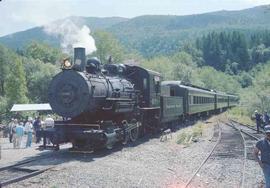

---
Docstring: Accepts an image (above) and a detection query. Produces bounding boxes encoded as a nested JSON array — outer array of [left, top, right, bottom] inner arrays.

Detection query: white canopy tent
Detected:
[[10, 103, 52, 112]]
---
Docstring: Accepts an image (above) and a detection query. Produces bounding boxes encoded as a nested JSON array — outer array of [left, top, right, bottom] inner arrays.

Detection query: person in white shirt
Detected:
[[44, 115, 54, 129], [44, 115, 55, 144], [25, 117, 33, 148]]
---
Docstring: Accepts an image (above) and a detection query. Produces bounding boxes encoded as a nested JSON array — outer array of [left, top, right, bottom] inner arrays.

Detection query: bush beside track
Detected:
[[227, 107, 255, 126]]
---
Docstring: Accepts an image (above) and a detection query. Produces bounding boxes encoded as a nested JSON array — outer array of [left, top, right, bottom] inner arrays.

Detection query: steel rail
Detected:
[[222, 121, 249, 188], [184, 122, 222, 188], [230, 119, 264, 134], [0, 151, 59, 187], [0, 167, 52, 188], [238, 127, 247, 188], [240, 129, 260, 141], [223, 121, 260, 141], [0, 159, 38, 171], [225, 121, 260, 188], [227, 121, 261, 141]]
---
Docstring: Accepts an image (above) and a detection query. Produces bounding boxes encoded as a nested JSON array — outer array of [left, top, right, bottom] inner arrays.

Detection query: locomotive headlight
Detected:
[[63, 59, 72, 69]]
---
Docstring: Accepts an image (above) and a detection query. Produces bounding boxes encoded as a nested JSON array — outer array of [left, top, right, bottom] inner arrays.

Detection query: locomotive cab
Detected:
[[124, 66, 162, 132], [125, 65, 161, 108]]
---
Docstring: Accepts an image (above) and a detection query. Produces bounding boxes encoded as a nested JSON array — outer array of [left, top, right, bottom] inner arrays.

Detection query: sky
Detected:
[[0, 0, 269, 37]]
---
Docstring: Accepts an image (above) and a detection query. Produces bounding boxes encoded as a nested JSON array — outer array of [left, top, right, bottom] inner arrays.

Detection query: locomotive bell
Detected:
[[74, 47, 86, 72]]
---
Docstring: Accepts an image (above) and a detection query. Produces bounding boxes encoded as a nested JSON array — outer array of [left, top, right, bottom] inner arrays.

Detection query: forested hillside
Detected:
[[1, 5, 270, 57], [197, 30, 270, 72], [0, 17, 127, 51], [109, 5, 270, 57]]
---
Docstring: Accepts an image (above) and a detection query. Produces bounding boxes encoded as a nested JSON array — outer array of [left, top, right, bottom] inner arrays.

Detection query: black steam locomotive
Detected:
[[41, 47, 238, 151]]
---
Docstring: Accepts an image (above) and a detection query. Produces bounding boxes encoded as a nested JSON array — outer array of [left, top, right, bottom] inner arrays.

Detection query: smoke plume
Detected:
[[44, 19, 96, 55]]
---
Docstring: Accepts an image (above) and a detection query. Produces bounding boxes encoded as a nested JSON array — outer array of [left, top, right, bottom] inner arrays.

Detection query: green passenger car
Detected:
[[216, 92, 229, 110], [161, 81, 216, 116], [160, 96, 183, 123], [228, 95, 239, 107]]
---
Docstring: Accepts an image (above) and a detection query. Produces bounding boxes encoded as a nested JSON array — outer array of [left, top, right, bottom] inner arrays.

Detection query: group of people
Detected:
[[254, 110, 270, 188], [7, 115, 54, 149], [254, 110, 269, 133]]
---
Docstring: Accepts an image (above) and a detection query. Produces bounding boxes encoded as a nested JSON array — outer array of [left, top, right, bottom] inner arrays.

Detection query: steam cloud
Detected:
[[44, 19, 96, 55]]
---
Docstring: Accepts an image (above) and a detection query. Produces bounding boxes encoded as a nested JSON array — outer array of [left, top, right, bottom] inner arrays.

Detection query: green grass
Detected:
[[227, 107, 255, 126], [176, 121, 204, 146]]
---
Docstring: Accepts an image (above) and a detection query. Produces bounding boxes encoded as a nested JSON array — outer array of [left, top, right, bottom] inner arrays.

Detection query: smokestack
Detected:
[[74, 47, 86, 72]]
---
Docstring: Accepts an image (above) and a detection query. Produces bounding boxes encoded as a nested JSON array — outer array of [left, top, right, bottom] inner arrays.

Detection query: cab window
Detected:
[[143, 78, 147, 90], [170, 88, 175, 96]]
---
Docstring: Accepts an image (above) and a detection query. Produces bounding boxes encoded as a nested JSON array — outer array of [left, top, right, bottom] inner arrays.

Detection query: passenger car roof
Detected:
[[162, 81, 216, 95]]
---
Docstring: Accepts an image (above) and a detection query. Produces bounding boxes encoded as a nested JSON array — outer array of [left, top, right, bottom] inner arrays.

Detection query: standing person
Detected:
[[44, 115, 54, 129], [263, 111, 270, 127], [15, 122, 24, 149], [8, 118, 15, 143], [23, 116, 28, 126], [12, 119, 18, 148], [44, 115, 54, 144], [255, 110, 262, 133], [254, 125, 270, 188], [33, 116, 41, 143], [25, 117, 33, 148]]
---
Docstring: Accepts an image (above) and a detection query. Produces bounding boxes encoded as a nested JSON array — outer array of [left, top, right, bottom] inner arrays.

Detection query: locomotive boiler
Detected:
[[49, 48, 137, 122]]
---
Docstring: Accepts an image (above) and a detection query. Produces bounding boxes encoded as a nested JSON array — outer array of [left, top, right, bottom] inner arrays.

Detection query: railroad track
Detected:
[[183, 123, 222, 188], [230, 119, 264, 134], [0, 157, 53, 188], [184, 121, 246, 188], [0, 145, 90, 187], [226, 120, 266, 188], [0, 147, 68, 188], [227, 120, 265, 160]]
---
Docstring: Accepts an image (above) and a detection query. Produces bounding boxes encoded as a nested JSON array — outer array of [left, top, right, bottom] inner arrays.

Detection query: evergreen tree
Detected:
[[235, 33, 250, 70], [199, 31, 250, 72]]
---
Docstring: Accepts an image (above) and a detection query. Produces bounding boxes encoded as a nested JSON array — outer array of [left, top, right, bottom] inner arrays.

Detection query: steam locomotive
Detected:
[[41, 47, 238, 151]]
